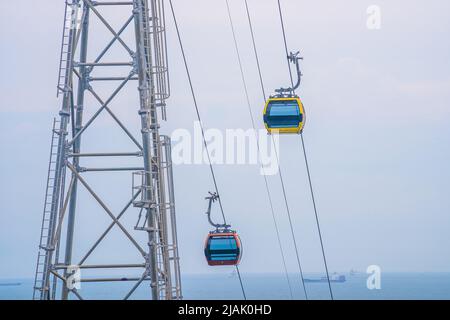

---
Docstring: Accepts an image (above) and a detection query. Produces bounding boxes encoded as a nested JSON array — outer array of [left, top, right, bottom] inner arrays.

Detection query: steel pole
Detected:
[[133, 0, 159, 300], [62, 3, 90, 300]]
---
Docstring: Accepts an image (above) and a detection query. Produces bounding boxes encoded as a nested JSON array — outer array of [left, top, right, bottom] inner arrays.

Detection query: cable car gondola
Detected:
[[203, 192, 242, 266], [263, 51, 305, 134], [204, 231, 242, 266], [263, 97, 304, 134]]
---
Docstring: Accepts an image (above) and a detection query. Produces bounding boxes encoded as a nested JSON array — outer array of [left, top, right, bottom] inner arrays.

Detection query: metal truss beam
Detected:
[[34, 0, 181, 300]]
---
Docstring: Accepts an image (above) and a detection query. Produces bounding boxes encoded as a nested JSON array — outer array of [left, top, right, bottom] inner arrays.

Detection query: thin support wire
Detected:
[[225, 0, 293, 300], [276, 0, 334, 300], [244, 0, 308, 300], [168, 0, 246, 300]]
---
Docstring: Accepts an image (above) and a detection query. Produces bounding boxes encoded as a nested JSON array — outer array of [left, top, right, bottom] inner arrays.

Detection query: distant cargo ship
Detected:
[[304, 273, 346, 283], [0, 282, 21, 287]]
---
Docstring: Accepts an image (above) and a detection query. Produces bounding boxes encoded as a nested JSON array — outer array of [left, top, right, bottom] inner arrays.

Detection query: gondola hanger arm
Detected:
[[205, 192, 231, 231], [274, 51, 303, 97]]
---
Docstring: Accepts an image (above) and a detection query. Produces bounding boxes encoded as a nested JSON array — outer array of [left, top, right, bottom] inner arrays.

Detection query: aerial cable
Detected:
[[168, 0, 246, 300], [244, 0, 308, 300], [276, 0, 334, 300], [224, 0, 294, 299], [244, 0, 267, 101], [276, 0, 295, 91]]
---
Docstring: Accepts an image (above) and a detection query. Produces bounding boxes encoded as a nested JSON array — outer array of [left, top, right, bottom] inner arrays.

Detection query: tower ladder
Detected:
[[32, 118, 61, 300], [57, 0, 79, 97]]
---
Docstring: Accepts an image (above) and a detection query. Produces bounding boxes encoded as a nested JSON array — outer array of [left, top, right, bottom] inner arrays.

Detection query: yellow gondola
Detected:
[[263, 51, 305, 134], [263, 96, 304, 134]]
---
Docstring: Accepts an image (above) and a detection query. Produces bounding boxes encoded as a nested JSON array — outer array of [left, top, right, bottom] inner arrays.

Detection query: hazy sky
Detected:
[[1, 0, 450, 286]]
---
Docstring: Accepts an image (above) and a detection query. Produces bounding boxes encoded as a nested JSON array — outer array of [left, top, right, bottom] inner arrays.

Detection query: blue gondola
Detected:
[[203, 192, 242, 266], [204, 232, 242, 266]]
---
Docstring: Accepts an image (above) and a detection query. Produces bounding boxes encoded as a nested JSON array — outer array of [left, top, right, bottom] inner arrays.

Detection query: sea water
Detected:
[[1, 273, 450, 300]]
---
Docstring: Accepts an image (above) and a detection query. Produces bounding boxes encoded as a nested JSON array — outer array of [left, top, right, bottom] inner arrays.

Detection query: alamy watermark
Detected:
[[171, 122, 280, 176], [366, 5, 382, 30], [66, 265, 81, 290], [67, 4, 83, 30], [366, 265, 382, 290]]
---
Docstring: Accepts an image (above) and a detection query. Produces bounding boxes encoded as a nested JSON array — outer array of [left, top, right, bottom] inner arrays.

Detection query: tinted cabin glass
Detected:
[[266, 100, 302, 128], [208, 236, 238, 261]]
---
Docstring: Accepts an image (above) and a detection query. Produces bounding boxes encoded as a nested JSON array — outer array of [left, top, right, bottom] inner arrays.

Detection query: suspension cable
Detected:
[[244, 0, 308, 300], [276, 0, 295, 91], [276, 0, 334, 300], [225, 0, 293, 299], [244, 1, 267, 101], [168, 0, 246, 300]]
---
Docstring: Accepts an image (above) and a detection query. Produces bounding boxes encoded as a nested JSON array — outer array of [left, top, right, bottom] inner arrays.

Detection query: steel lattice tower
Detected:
[[33, 0, 182, 300]]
